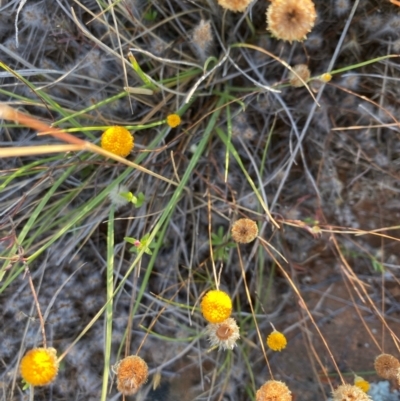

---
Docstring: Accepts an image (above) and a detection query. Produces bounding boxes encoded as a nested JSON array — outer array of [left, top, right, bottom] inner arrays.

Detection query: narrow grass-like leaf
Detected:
[[101, 206, 114, 401], [0, 164, 75, 281], [216, 128, 279, 228]]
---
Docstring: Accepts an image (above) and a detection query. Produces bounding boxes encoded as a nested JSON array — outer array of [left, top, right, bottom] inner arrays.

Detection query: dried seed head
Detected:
[[266, 0, 317, 43], [217, 0, 253, 12], [115, 355, 148, 395], [289, 64, 311, 87], [206, 317, 240, 350], [256, 380, 292, 401], [192, 20, 213, 52], [21, 3, 50, 30], [374, 353, 400, 380], [332, 384, 371, 401], [231, 218, 258, 243], [334, 0, 350, 16]]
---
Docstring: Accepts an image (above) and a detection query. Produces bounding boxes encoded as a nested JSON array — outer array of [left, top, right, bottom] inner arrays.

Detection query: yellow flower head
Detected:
[[267, 330, 287, 351], [100, 126, 134, 157], [354, 375, 370, 393], [201, 290, 232, 323], [166, 114, 181, 128], [320, 73, 332, 82], [20, 347, 59, 386]]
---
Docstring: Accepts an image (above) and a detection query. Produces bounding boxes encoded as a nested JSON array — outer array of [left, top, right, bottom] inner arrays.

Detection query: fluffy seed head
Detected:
[[354, 375, 370, 393], [266, 330, 287, 351], [231, 218, 258, 243], [108, 184, 130, 209], [362, 14, 384, 33], [201, 290, 232, 323], [21, 3, 50, 30], [387, 15, 400, 32], [166, 114, 181, 128], [393, 38, 400, 53], [20, 347, 59, 386], [82, 49, 109, 79], [206, 317, 240, 350], [374, 353, 400, 379], [217, 0, 253, 12], [334, 0, 350, 16], [289, 64, 311, 87], [332, 384, 371, 401], [266, 0, 317, 43], [192, 20, 213, 52], [101, 126, 134, 157], [115, 355, 148, 395], [305, 33, 323, 50], [256, 380, 292, 401]]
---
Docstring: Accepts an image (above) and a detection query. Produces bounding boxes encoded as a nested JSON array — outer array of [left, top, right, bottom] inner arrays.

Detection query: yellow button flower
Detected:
[[266, 330, 287, 351], [100, 126, 134, 157], [166, 114, 181, 128], [354, 375, 370, 393], [201, 290, 232, 323], [20, 347, 59, 386], [320, 73, 332, 83]]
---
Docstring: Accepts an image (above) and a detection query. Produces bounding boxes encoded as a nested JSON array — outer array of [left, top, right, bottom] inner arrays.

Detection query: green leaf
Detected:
[[120, 191, 134, 202], [144, 9, 157, 21], [128, 52, 157, 89], [371, 259, 384, 273], [135, 192, 146, 208], [124, 236, 138, 245], [211, 226, 235, 261], [125, 234, 154, 255]]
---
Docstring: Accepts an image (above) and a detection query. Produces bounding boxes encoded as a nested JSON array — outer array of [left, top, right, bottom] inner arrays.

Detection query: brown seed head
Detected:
[[374, 353, 400, 379], [332, 384, 371, 401], [192, 20, 213, 51], [289, 64, 311, 87], [231, 218, 258, 243], [266, 0, 317, 43], [216, 324, 234, 340], [256, 380, 292, 401], [217, 0, 253, 12], [115, 355, 148, 395], [206, 317, 240, 350]]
